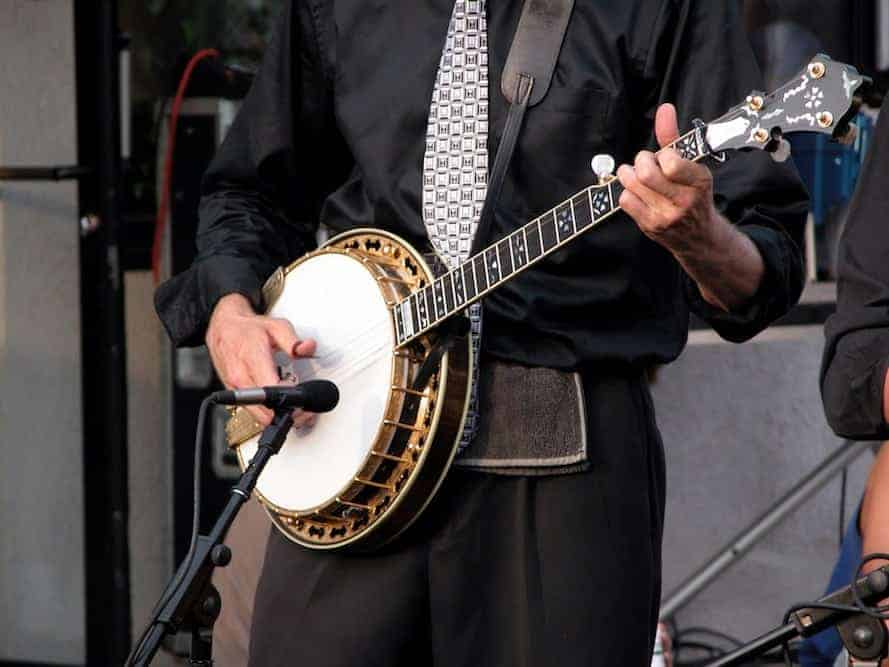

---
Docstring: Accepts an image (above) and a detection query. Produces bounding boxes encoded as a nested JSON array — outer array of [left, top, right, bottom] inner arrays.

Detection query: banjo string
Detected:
[[278, 298, 465, 386]]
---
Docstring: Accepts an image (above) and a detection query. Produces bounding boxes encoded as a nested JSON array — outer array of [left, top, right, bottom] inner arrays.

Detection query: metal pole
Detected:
[[0, 165, 91, 181], [661, 439, 873, 619], [705, 623, 799, 667], [75, 0, 132, 664]]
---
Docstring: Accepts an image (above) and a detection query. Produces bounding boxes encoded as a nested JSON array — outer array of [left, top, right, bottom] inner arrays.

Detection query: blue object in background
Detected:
[[789, 112, 874, 228], [798, 504, 863, 667]]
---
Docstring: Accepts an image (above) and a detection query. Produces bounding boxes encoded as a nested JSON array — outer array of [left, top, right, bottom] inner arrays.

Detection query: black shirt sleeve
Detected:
[[821, 113, 889, 440], [645, 0, 809, 342], [154, 1, 348, 347]]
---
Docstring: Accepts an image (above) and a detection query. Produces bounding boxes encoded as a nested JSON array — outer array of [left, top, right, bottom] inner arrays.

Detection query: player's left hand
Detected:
[[617, 103, 723, 258]]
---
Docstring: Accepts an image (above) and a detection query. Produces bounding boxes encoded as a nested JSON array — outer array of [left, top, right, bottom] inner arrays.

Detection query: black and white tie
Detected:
[[422, 0, 488, 452]]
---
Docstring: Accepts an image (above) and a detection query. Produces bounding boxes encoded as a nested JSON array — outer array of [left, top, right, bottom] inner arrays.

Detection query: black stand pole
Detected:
[[0, 165, 92, 180], [130, 406, 295, 666], [707, 567, 889, 666]]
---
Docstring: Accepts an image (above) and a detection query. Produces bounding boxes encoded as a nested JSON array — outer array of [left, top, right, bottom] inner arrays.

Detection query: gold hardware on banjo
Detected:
[[226, 56, 868, 552]]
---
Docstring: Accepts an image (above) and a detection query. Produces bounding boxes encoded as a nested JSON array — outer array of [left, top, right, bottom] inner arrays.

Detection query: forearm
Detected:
[[674, 213, 766, 313], [861, 443, 889, 667], [880, 365, 889, 428], [861, 443, 889, 570]]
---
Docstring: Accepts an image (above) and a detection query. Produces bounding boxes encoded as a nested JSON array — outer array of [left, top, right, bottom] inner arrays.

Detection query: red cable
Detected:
[[152, 48, 220, 284]]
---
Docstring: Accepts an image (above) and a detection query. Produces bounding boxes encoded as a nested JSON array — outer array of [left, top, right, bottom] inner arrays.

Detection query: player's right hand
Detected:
[[206, 293, 317, 426]]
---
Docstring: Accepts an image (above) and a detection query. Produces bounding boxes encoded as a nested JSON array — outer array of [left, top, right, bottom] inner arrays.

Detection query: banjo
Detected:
[[225, 56, 867, 551]]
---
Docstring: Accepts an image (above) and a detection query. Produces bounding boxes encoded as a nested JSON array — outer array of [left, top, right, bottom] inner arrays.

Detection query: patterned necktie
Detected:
[[422, 0, 488, 452]]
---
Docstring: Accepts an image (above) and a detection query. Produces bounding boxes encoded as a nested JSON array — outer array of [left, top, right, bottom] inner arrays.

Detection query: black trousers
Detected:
[[248, 373, 665, 666]]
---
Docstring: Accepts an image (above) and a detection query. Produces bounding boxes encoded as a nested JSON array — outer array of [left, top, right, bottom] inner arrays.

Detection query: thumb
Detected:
[[655, 103, 680, 149]]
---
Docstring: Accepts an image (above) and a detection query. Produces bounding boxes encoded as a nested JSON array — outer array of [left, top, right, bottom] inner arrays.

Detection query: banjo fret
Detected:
[[464, 260, 478, 300], [555, 202, 573, 242], [510, 229, 527, 269], [496, 238, 513, 276], [442, 272, 456, 312], [574, 191, 594, 230], [540, 211, 558, 252], [525, 218, 543, 260]]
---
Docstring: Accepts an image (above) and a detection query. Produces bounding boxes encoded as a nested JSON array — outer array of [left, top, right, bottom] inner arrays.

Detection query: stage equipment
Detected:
[[225, 56, 870, 551], [212, 380, 339, 411], [705, 556, 889, 666], [127, 395, 310, 666]]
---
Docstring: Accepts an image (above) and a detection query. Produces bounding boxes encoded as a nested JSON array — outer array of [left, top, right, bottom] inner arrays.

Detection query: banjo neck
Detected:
[[392, 126, 708, 348], [392, 53, 867, 348]]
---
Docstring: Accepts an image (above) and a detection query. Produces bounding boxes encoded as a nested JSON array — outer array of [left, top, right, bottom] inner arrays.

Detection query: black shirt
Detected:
[[821, 112, 889, 440], [155, 0, 808, 372]]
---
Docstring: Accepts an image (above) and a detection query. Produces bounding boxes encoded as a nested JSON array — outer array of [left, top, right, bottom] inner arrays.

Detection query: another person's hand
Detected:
[[206, 293, 316, 425]]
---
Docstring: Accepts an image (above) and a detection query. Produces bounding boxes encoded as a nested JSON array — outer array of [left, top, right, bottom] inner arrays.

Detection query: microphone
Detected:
[[212, 379, 339, 413]]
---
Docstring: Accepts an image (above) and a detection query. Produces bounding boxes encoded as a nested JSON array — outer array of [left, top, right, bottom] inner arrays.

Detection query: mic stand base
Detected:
[[131, 407, 295, 666]]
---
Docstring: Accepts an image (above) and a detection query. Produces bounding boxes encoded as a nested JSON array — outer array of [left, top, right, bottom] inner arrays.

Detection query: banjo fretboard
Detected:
[[393, 126, 710, 346]]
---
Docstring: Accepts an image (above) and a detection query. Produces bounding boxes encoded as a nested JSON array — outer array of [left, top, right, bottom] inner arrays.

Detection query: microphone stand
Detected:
[[706, 565, 889, 666], [130, 405, 295, 666]]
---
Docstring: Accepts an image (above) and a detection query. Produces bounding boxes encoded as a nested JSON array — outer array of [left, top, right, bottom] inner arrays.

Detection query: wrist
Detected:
[[676, 213, 766, 313], [210, 293, 255, 324], [671, 209, 732, 266]]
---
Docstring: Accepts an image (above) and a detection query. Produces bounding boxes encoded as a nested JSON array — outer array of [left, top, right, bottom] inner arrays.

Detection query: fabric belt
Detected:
[[454, 360, 590, 475]]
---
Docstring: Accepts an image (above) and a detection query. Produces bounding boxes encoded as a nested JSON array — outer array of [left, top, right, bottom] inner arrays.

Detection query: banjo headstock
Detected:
[[704, 54, 870, 160]]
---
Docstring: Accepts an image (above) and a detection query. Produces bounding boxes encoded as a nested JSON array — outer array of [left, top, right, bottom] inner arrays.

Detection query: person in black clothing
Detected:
[[155, 2, 807, 664], [823, 112, 889, 441], [817, 112, 889, 666]]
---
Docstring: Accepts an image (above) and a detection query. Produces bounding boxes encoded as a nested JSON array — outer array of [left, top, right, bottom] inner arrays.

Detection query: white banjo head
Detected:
[[237, 251, 399, 512]]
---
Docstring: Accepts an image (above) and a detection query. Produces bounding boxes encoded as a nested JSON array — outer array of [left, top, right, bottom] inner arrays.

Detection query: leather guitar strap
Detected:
[[470, 0, 575, 256]]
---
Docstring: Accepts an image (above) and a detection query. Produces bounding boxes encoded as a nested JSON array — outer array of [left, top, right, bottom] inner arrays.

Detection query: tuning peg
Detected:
[[838, 123, 859, 147], [769, 138, 792, 163], [591, 154, 616, 184]]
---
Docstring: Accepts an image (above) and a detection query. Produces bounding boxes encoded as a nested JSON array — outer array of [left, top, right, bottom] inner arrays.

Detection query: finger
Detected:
[[655, 102, 680, 149], [634, 151, 683, 200], [248, 338, 282, 387], [657, 148, 709, 188], [618, 187, 656, 231], [246, 404, 273, 427], [242, 355, 277, 423], [264, 317, 300, 357], [617, 164, 681, 221], [294, 338, 317, 358], [293, 409, 316, 427]]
